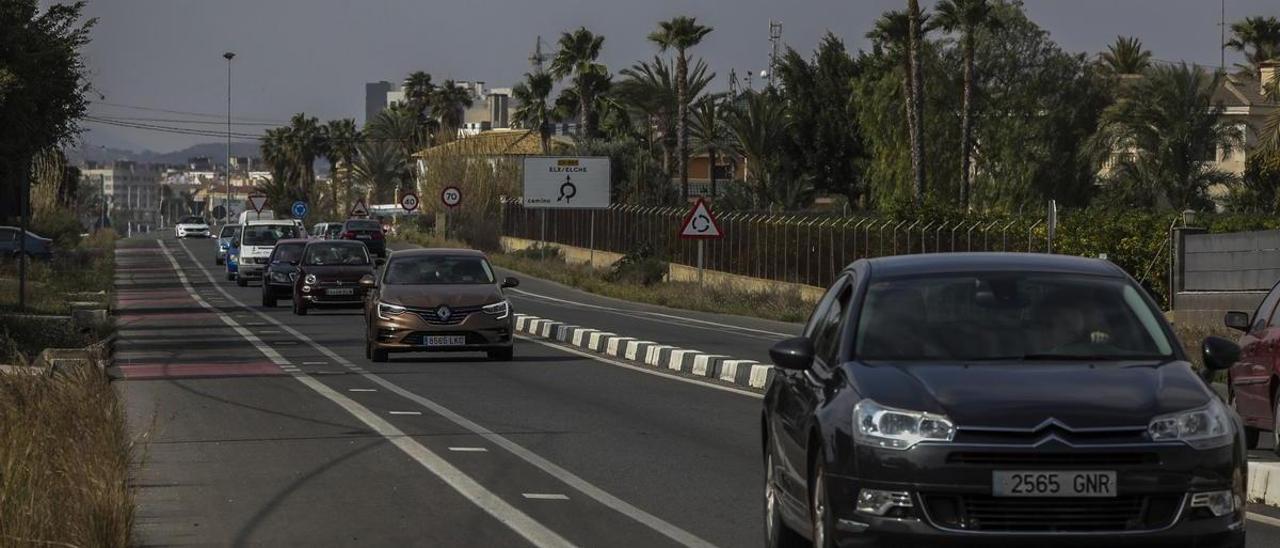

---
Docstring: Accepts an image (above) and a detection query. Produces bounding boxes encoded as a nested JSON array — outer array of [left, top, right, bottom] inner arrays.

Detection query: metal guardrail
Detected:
[[501, 202, 1051, 288]]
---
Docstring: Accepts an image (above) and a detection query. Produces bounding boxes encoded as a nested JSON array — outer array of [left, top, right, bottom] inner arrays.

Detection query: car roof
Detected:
[[306, 239, 368, 246], [245, 220, 294, 226], [274, 238, 309, 245], [390, 248, 486, 258], [862, 252, 1125, 279]]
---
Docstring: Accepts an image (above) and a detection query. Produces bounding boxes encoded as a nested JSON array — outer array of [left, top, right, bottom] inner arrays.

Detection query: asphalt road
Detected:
[[116, 234, 1280, 547]]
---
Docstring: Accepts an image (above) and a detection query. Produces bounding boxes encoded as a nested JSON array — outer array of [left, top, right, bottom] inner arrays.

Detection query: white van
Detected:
[[238, 209, 275, 224], [233, 219, 302, 287]]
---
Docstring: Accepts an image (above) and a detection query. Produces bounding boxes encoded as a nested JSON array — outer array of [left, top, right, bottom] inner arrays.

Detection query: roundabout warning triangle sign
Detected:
[[679, 199, 723, 240]]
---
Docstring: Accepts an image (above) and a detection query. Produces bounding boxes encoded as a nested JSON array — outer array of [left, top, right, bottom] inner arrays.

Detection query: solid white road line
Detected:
[[175, 238, 715, 548], [509, 287, 794, 338], [389, 411, 423, 416], [160, 240, 574, 548], [1249, 511, 1280, 528], [523, 493, 570, 500], [348, 388, 377, 392], [517, 335, 762, 400]]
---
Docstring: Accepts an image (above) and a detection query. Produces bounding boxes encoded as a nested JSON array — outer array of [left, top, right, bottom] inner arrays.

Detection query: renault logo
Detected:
[[436, 305, 451, 321]]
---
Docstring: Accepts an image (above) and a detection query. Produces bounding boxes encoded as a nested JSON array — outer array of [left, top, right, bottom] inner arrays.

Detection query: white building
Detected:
[[82, 161, 163, 233]]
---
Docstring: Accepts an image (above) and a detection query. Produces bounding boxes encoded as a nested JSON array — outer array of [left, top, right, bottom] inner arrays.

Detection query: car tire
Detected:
[[371, 345, 388, 363], [236, 276, 248, 287], [487, 347, 514, 361], [226, 271, 235, 281], [293, 298, 307, 316], [216, 257, 224, 266], [262, 290, 276, 308], [764, 449, 806, 548], [811, 457, 834, 548]]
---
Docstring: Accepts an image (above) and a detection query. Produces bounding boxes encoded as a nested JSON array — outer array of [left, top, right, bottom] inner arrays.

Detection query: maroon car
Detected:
[[292, 240, 379, 315], [1224, 281, 1280, 455]]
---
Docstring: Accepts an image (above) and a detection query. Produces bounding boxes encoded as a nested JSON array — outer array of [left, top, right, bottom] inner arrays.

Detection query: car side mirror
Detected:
[[1202, 336, 1241, 371], [769, 337, 815, 371], [359, 274, 377, 289], [1223, 311, 1250, 332], [501, 276, 519, 289]]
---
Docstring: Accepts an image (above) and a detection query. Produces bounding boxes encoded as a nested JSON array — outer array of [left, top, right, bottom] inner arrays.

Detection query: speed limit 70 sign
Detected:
[[441, 186, 462, 208]]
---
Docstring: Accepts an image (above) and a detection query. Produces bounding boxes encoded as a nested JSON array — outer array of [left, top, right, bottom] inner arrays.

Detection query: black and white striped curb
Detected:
[[514, 314, 775, 391]]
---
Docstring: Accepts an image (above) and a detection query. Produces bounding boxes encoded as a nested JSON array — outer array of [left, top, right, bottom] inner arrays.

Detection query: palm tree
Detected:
[[1225, 16, 1280, 74], [553, 70, 612, 136], [550, 27, 607, 138], [1099, 36, 1152, 76], [868, 11, 921, 202], [617, 56, 713, 178], [402, 71, 437, 149], [352, 141, 406, 204], [260, 127, 293, 193], [286, 113, 324, 202], [512, 71, 555, 153], [322, 118, 360, 215], [726, 91, 791, 208], [648, 16, 713, 201], [690, 95, 734, 199], [366, 105, 418, 158], [431, 80, 475, 140], [1090, 63, 1244, 209], [935, 0, 1001, 210], [906, 0, 928, 206]]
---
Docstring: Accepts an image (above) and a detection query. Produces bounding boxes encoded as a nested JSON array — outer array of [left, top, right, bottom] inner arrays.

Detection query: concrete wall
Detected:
[[1184, 230, 1280, 291], [1173, 291, 1267, 327], [501, 236, 824, 302]]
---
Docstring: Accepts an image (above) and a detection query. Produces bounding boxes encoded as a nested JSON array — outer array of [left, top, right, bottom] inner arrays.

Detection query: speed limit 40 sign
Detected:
[[441, 186, 462, 208], [400, 192, 420, 212]]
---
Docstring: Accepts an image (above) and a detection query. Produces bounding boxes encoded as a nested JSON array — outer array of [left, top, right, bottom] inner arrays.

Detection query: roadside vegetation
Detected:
[[0, 229, 115, 317], [0, 366, 135, 547], [394, 227, 814, 323]]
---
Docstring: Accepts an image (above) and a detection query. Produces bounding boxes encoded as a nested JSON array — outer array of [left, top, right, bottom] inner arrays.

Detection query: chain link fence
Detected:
[[501, 201, 1051, 288]]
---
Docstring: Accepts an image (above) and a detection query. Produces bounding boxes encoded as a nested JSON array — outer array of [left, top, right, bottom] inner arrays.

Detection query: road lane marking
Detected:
[[389, 411, 423, 416], [509, 287, 794, 338], [303, 361, 327, 365], [1249, 511, 1280, 527], [517, 336, 762, 399], [174, 238, 716, 548], [161, 239, 574, 548], [348, 388, 377, 393], [450, 447, 489, 453], [523, 493, 570, 500]]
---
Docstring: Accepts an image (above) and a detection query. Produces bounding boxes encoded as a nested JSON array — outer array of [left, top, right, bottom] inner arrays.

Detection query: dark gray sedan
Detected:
[[0, 226, 53, 259]]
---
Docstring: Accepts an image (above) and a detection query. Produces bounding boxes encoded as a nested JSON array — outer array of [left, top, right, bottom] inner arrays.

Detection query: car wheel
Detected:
[[216, 257, 224, 266], [226, 271, 235, 281], [764, 450, 806, 548], [236, 276, 248, 287], [811, 457, 834, 548], [371, 345, 388, 363], [293, 298, 307, 316], [262, 289, 276, 308], [487, 347, 514, 361]]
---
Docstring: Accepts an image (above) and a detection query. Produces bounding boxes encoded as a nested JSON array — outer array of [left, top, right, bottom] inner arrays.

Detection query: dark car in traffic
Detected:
[[291, 240, 378, 315], [0, 226, 53, 260], [1223, 280, 1280, 457], [260, 239, 307, 307], [339, 218, 386, 257], [363, 249, 518, 363], [762, 253, 1246, 548]]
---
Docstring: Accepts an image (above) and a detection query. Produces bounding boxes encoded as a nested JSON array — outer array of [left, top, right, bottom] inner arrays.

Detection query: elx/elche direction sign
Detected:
[[522, 156, 610, 209]]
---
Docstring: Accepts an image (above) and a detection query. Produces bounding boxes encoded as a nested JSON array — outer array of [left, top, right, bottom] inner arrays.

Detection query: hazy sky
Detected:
[[74, 0, 1278, 152]]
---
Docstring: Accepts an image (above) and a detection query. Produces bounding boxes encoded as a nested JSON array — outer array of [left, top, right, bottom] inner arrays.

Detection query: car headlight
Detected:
[[482, 300, 510, 319], [304, 274, 317, 285], [270, 271, 289, 283], [377, 301, 406, 320], [853, 399, 955, 450], [1148, 399, 1233, 449]]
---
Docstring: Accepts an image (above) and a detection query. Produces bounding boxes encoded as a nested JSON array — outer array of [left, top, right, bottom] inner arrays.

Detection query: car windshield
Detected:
[[304, 244, 370, 266], [242, 224, 300, 246], [325, 225, 342, 237], [384, 255, 495, 285], [345, 220, 381, 231], [219, 225, 240, 238], [271, 243, 305, 264], [854, 273, 1174, 361], [178, 216, 204, 225]]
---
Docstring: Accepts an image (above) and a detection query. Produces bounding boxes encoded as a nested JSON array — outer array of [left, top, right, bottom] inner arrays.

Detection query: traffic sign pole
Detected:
[[589, 210, 596, 266], [697, 240, 705, 285]]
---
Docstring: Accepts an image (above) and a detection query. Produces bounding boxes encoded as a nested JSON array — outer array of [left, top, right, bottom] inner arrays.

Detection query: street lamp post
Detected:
[[224, 51, 235, 224]]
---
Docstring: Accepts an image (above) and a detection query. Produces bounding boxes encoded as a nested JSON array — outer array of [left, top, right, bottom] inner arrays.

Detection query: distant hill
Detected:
[[67, 141, 263, 166]]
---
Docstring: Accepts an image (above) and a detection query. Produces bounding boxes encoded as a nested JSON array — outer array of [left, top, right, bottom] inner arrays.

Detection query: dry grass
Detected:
[[1172, 322, 1239, 372], [0, 230, 116, 315], [0, 366, 134, 547]]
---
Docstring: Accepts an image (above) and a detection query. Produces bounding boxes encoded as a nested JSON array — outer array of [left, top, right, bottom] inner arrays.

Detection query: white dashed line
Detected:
[[348, 388, 377, 392], [389, 411, 423, 416], [449, 447, 489, 453], [522, 493, 570, 500], [303, 361, 327, 365]]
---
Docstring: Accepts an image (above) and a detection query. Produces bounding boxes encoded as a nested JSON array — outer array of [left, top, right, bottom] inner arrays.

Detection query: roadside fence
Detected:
[[501, 201, 1051, 288]]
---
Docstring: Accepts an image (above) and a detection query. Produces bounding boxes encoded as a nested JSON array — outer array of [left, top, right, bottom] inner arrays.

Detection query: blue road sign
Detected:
[[291, 201, 308, 218]]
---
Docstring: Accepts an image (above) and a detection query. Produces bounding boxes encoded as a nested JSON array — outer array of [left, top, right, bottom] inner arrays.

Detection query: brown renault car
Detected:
[[291, 240, 379, 315], [363, 248, 518, 362]]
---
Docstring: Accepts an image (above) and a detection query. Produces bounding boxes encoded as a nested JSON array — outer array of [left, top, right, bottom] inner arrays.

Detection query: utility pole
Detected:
[[223, 51, 235, 224], [767, 21, 782, 88]]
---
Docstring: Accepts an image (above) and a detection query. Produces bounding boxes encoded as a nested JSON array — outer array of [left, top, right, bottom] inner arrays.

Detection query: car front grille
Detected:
[[921, 493, 1182, 533], [415, 304, 485, 326], [946, 452, 1159, 467]]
